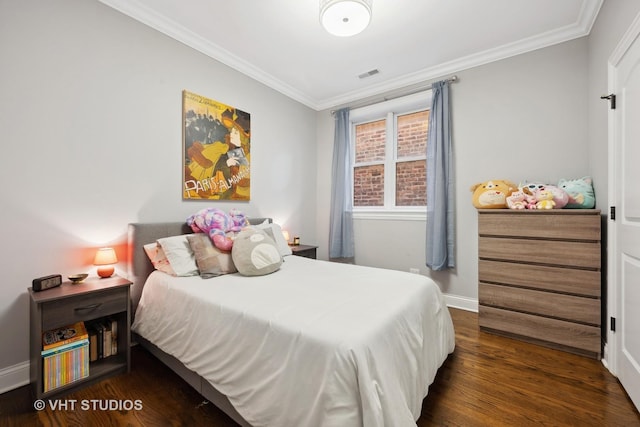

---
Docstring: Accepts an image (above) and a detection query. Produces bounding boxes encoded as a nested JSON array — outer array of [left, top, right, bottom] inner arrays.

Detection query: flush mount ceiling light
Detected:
[[320, 0, 372, 37]]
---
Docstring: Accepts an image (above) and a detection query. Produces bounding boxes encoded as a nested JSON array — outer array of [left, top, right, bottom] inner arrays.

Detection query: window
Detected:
[[351, 91, 431, 215]]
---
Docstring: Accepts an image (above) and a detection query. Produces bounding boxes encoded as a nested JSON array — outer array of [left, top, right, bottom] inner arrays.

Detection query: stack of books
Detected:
[[42, 322, 89, 392], [86, 318, 118, 362]]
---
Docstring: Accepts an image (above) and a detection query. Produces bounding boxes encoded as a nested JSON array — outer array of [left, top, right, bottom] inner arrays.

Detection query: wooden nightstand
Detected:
[[29, 275, 132, 400], [290, 244, 318, 259]]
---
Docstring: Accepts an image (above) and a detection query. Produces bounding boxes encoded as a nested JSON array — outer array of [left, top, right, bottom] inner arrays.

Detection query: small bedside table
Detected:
[[290, 244, 318, 259], [29, 275, 132, 400]]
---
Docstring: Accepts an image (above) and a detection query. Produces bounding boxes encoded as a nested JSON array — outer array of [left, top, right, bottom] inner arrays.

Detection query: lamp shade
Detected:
[[94, 247, 117, 278], [320, 0, 372, 37]]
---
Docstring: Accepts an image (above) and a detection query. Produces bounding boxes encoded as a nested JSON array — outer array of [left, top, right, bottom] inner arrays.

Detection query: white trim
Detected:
[[98, 0, 316, 109], [353, 211, 426, 221], [444, 294, 478, 313], [0, 360, 30, 395], [98, 0, 603, 111], [317, 0, 603, 109]]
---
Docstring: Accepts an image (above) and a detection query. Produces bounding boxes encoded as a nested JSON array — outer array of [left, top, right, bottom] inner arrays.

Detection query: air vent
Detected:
[[358, 69, 379, 79]]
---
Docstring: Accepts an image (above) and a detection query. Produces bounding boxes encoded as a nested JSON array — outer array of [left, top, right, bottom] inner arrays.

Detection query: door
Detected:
[[610, 13, 640, 411]]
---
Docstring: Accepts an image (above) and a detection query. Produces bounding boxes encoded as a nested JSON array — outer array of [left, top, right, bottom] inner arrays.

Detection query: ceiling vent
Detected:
[[358, 69, 379, 79]]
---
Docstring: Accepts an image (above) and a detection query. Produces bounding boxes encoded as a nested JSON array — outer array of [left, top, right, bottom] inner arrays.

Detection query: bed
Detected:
[[128, 220, 455, 427]]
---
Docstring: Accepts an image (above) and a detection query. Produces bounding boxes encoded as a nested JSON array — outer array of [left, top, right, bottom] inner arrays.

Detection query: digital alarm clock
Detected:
[[32, 274, 63, 292]]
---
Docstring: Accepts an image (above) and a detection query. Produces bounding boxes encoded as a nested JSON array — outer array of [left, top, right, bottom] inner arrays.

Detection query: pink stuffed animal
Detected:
[[506, 190, 527, 210], [187, 208, 247, 251]]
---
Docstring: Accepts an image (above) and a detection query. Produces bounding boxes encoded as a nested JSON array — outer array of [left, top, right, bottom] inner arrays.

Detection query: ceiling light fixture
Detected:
[[320, 0, 372, 37]]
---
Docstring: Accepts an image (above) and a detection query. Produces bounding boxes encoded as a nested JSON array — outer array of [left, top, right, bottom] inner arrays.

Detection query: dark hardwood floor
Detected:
[[1, 308, 638, 426]]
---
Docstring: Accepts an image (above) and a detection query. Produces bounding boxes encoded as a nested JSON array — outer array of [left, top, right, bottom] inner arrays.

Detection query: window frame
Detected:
[[350, 90, 431, 219]]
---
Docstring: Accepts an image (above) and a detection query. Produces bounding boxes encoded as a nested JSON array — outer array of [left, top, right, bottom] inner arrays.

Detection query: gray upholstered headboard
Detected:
[[127, 218, 271, 316]]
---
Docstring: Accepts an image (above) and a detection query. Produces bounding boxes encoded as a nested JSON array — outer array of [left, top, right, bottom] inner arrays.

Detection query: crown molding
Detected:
[[100, 0, 602, 112], [318, 0, 604, 110], [99, 0, 317, 109]]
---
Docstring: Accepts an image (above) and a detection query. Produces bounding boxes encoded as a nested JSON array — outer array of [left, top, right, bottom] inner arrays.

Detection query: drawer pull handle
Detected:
[[74, 303, 102, 312]]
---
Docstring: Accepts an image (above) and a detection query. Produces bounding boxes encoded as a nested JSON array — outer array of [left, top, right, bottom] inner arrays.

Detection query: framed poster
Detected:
[[182, 90, 250, 200]]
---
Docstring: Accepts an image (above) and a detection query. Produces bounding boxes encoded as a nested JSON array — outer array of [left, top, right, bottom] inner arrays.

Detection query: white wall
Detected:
[[317, 37, 589, 307], [0, 0, 317, 377]]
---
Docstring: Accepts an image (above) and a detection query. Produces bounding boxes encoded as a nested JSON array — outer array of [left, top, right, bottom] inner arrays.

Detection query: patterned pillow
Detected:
[[186, 234, 237, 278], [143, 242, 176, 276], [232, 229, 282, 276]]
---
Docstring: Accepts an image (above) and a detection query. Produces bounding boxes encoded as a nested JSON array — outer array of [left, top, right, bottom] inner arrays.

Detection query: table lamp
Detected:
[[94, 247, 117, 278]]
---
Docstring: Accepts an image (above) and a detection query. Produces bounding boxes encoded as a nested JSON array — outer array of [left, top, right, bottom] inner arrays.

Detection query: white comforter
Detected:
[[132, 256, 455, 427]]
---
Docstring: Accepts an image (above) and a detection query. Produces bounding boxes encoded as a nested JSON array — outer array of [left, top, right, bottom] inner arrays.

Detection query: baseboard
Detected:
[[0, 360, 29, 395], [444, 293, 478, 312]]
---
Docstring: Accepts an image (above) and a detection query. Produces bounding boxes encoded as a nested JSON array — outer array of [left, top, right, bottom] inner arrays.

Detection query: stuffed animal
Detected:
[[228, 208, 249, 231], [470, 180, 518, 209], [520, 188, 538, 209], [232, 228, 282, 276], [535, 189, 556, 210], [543, 184, 569, 209], [558, 177, 595, 209], [187, 208, 247, 251], [506, 190, 527, 210], [522, 182, 569, 209]]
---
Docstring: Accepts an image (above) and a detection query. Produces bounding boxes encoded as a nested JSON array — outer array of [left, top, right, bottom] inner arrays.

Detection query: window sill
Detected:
[[353, 211, 426, 221]]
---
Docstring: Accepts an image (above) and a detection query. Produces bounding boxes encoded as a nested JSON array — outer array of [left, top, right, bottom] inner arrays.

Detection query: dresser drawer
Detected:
[[479, 283, 600, 325], [42, 288, 128, 329], [479, 306, 601, 356], [479, 260, 600, 297], [479, 237, 601, 269], [478, 211, 601, 240]]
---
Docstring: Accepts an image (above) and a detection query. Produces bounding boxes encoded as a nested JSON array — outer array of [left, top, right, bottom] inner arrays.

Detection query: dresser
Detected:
[[477, 209, 602, 359]]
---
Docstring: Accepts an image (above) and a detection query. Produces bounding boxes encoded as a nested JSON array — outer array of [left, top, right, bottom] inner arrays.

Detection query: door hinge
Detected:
[[610, 206, 616, 221], [601, 94, 616, 109], [611, 317, 616, 332]]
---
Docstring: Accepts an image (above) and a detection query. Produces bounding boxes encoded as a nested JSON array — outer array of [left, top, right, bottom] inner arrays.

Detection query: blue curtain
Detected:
[[425, 81, 455, 270], [329, 108, 355, 259]]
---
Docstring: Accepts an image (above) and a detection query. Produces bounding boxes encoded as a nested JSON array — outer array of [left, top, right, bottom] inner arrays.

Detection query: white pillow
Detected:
[[255, 221, 292, 257], [156, 235, 199, 277], [143, 242, 176, 276]]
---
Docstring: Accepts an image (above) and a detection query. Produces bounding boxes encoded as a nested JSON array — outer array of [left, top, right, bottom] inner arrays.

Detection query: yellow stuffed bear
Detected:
[[470, 180, 518, 209]]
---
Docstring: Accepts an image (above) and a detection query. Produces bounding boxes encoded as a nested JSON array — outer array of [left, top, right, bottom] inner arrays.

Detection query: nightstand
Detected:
[[29, 275, 132, 400], [290, 244, 318, 259]]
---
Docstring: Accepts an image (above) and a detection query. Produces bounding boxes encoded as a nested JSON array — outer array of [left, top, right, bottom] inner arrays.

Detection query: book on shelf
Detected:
[[88, 329, 98, 362], [86, 317, 118, 361], [41, 338, 89, 357], [42, 339, 89, 393], [42, 321, 88, 351]]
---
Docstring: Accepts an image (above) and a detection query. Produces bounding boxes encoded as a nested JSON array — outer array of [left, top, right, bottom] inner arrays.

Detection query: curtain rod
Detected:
[[331, 75, 458, 115]]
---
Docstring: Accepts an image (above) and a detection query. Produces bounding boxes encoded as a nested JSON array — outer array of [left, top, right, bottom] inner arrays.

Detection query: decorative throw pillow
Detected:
[[143, 242, 176, 276], [255, 221, 292, 257], [156, 235, 199, 277], [186, 234, 237, 278], [232, 229, 283, 276]]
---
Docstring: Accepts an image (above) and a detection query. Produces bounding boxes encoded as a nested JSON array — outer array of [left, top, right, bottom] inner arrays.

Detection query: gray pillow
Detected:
[[187, 233, 237, 278], [232, 229, 282, 276]]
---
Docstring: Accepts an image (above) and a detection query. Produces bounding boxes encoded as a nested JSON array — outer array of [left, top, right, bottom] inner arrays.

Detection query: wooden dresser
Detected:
[[477, 209, 602, 359]]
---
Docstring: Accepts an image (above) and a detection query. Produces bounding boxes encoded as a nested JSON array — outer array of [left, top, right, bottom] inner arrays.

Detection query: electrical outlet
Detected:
[[409, 268, 420, 274]]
